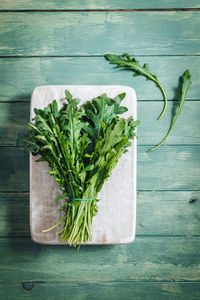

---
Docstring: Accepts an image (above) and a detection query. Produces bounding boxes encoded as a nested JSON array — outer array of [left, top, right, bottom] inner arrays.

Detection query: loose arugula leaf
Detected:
[[147, 70, 192, 152], [105, 53, 167, 120], [24, 90, 139, 249]]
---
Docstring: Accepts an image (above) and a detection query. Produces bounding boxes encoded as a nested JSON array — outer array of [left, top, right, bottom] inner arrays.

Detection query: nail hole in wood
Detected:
[[22, 282, 34, 291], [189, 197, 198, 204]]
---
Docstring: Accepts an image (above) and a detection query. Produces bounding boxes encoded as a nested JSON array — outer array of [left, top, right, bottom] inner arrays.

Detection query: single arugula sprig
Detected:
[[24, 90, 139, 249], [147, 69, 192, 152], [105, 53, 167, 120]]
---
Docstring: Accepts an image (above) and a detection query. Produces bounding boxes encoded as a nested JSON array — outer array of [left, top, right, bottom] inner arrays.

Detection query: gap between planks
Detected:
[[1, 280, 200, 284], [0, 189, 200, 193], [1, 144, 200, 148], [0, 55, 200, 58], [1, 99, 200, 104], [1, 190, 200, 194], [0, 9, 200, 12]]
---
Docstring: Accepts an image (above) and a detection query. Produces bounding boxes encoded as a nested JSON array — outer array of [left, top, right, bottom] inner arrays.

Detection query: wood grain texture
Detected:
[[0, 282, 200, 300], [137, 145, 200, 190], [0, 236, 199, 282], [0, 0, 200, 10], [1, 101, 200, 147], [0, 4, 199, 297], [0, 193, 29, 237], [0, 148, 29, 192], [136, 191, 200, 235], [0, 12, 200, 56], [0, 191, 199, 237], [0, 103, 29, 146], [138, 101, 200, 145], [0, 146, 200, 192], [0, 56, 199, 102]]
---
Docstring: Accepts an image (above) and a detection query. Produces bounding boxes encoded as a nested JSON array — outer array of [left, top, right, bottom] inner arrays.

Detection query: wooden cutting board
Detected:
[[30, 85, 137, 245]]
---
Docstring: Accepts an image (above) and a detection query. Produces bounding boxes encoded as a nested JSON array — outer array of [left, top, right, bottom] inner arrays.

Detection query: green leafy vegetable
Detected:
[[147, 69, 192, 152], [105, 53, 167, 120], [24, 90, 139, 249]]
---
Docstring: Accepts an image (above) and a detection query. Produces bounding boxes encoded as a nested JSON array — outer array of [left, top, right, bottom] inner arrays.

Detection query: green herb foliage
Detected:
[[105, 53, 167, 120], [24, 90, 139, 249], [147, 70, 192, 152]]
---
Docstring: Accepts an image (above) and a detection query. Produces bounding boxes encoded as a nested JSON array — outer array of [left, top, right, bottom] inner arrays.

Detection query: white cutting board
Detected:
[[30, 85, 137, 245]]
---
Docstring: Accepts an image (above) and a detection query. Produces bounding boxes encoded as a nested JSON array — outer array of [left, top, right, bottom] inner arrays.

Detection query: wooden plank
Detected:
[[1, 101, 200, 147], [136, 191, 200, 235], [138, 101, 200, 145], [0, 146, 200, 192], [0, 148, 29, 192], [0, 56, 199, 102], [0, 1, 200, 10], [0, 103, 29, 146], [0, 282, 200, 300], [0, 191, 199, 237], [137, 145, 200, 190], [0, 236, 199, 282], [0, 193, 29, 237], [0, 12, 200, 56]]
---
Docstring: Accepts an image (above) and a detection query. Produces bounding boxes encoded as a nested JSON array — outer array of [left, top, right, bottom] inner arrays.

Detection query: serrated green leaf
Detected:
[[104, 53, 125, 65], [147, 69, 192, 152], [105, 52, 167, 120]]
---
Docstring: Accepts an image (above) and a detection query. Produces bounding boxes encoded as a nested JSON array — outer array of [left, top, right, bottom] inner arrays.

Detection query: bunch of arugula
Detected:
[[24, 90, 139, 248]]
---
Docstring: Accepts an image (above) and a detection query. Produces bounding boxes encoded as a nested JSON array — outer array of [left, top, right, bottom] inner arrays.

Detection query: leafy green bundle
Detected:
[[24, 90, 139, 248]]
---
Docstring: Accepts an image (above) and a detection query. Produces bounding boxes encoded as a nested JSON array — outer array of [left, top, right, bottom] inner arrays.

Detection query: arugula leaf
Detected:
[[147, 70, 192, 152], [24, 90, 139, 249], [81, 93, 127, 140], [105, 53, 167, 120]]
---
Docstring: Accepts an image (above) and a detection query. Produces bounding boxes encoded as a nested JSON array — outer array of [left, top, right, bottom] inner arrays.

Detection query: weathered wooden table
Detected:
[[0, 1, 200, 299]]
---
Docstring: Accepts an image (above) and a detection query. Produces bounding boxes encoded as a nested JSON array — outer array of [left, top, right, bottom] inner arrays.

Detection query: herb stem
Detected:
[[155, 80, 168, 120], [42, 215, 66, 232], [127, 63, 167, 120], [56, 130, 76, 198], [146, 108, 180, 153], [147, 69, 192, 153]]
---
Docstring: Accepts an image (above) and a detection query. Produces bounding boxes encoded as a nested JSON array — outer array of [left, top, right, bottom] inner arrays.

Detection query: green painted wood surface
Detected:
[[0, 191, 199, 237], [137, 146, 200, 190], [0, 0, 200, 10], [0, 282, 200, 300], [0, 193, 29, 237], [1, 101, 200, 147], [0, 12, 200, 56], [0, 148, 29, 191], [0, 103, 29, 146], [0, 146, 200, 192], [0, 56, 199, 102], [0, 237, 199, 282], [137, 191, 200, 235], [0, 4, 200, 299]]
